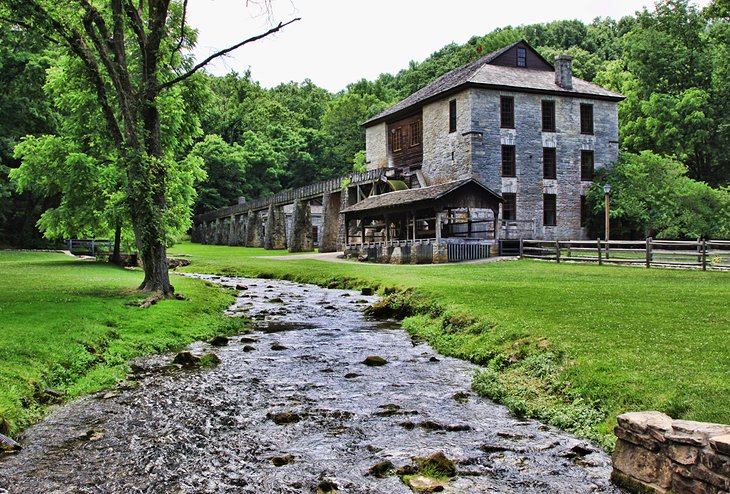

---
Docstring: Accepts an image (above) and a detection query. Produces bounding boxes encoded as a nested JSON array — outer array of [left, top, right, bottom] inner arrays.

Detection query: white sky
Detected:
[[187, 0, 711, 93]]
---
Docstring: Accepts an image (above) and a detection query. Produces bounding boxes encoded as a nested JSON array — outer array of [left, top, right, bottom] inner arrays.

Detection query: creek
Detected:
[[0, 275, 621, 493]]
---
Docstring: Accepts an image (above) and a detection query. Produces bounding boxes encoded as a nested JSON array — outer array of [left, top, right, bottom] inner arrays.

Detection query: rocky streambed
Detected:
[[0, 275, 622, 493]]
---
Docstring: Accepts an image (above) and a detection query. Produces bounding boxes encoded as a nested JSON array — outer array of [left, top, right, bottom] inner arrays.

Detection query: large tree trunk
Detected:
[[129, 75, 174, 295], [139, 240, 172, 292], [127, 99, 174, 295]]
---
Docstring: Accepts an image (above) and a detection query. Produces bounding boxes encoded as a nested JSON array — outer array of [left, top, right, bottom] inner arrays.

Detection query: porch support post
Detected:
[[384, 215, 390, 242], [435, 209, 443, 243], [494, 205, 501, 240], [467, 208, 472, 238], [361, 218, 366, 244], [412, 211, 417, 240]]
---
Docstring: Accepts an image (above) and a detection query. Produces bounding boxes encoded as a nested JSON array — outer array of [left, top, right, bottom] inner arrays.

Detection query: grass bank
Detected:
[[170, 243, 730, 449], [0, 251, 241, 436]]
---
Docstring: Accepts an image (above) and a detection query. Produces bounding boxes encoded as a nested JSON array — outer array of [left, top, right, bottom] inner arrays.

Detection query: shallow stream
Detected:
[[0, 275, 622, 493]]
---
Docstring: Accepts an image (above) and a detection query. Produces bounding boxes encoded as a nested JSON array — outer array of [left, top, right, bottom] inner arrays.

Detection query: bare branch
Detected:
[[142, 0, 171, 90], [157, 17, 300, 93], [169, 0, 188, 68], [123, 0, 147, 55]]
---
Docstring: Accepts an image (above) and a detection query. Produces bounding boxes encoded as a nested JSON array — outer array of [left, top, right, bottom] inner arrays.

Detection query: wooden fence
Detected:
[[521, 238, 730, 271], [447, 242, 491, 262]]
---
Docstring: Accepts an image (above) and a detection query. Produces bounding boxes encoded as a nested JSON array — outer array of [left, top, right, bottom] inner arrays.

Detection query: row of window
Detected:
[[391, 120, 423, 153], [502, 193, 587, 227], [501, 145, 594, 181], [500, 96, 594, 135]]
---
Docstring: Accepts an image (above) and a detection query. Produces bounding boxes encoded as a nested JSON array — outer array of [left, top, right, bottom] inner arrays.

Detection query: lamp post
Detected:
[[603, 183, 612, 258]]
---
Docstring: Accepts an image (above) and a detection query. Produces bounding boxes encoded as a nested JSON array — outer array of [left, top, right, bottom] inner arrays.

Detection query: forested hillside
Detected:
[[1, 0, 728, 247]]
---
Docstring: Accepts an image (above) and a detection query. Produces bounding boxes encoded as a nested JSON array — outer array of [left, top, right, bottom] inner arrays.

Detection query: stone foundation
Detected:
[[612, 411, 730, 494], [345, 242, 439, 264]]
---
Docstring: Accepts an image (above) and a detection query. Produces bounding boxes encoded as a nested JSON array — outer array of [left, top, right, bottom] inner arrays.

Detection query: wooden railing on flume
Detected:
[[521, 238, 730, 270], [194, 168, 388, 223]]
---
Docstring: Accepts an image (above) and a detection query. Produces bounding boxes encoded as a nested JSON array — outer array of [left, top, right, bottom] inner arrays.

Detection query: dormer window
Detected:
[[517, 47, 526, 67]]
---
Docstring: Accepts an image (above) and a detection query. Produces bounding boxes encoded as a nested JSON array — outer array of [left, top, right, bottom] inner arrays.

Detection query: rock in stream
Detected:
[[0, 275, 622, 493]]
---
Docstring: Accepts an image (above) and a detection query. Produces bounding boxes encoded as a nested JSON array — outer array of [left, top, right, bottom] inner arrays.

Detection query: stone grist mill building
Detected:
[[192, 41, 623, 263]]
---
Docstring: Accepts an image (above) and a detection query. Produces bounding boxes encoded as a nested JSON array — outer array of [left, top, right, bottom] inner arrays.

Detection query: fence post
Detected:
[[702, 239, 707, 271], [91, 239, 96, 257], [646, 237, 652, 269], [597, 238, 603, 266], [555, 241, 561, 263], [567, 242, 572, 258], [519, 238, 524, 258]]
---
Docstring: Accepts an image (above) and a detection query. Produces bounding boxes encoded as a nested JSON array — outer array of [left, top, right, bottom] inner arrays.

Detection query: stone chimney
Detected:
[[554, 54, 573, 90], [238, 196, 247, 204]]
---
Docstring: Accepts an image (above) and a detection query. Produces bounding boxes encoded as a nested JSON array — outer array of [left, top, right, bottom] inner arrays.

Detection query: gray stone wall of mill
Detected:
[[419, 87, 619, 240]]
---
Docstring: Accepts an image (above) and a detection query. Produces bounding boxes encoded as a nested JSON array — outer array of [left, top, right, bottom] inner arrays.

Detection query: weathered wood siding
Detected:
[[387, 113, 423, 169]]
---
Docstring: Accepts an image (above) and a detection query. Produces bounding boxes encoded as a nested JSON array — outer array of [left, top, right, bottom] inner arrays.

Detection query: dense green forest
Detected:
[[1, 0, 729, 248]]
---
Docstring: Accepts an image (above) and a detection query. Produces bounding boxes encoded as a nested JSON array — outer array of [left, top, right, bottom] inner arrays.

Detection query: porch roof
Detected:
[[341, 178, 502, 218]]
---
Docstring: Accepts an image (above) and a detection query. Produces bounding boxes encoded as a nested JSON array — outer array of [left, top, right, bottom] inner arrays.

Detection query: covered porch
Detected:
[[341, 178, 502, 264]]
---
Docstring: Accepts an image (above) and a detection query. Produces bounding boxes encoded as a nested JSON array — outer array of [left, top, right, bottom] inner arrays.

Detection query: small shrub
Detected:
[[441, 311, 477, 334], [472, 368, 505, 401], [488, 352, 511, 371], [504, 396, 528, 418]]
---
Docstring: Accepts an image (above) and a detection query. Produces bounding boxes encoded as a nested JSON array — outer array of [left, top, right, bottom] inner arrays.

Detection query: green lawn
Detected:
[[0, 251, 241, 435], [170, 242, 730, 448]]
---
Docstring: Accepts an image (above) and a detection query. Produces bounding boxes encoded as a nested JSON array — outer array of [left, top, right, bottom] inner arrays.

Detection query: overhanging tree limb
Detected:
[[156, 17, 300, 93]]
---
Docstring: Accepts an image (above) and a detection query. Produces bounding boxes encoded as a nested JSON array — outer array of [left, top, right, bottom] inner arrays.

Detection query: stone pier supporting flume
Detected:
[[319, 191, 341, 253], [264, 204, 287, 250], [288, 198, 313, 253]]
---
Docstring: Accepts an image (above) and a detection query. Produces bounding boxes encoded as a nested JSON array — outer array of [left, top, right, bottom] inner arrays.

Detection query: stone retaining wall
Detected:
[[612, 411, 730, 494]]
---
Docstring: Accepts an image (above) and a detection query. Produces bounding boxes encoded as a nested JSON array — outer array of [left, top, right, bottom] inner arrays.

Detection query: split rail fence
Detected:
[[521, 238, 730, 271]]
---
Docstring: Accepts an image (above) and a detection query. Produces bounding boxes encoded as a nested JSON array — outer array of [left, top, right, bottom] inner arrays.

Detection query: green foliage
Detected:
[[8, 45, 206, 246], [0, 24, 57, 247], [585, 151, 730, 238], [4, 0, 730, 245], [616, 0, 730, 183], [11, 136, 118, 239], [190, 135, 247, 214], [321, 92, 387, 172]]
